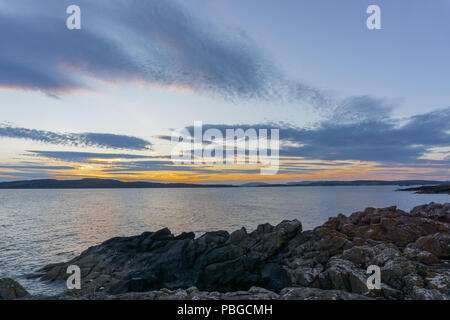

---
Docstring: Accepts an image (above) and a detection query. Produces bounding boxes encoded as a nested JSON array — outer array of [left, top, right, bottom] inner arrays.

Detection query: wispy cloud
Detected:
[[26, 150, 154, 162], [0, 0, 324, 103], [0, 124, 152, 150], [0, 165, 75, 170]]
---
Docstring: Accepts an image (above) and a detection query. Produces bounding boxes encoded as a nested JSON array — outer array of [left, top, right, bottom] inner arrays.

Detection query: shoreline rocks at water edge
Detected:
[[5, 202, 450, 300]]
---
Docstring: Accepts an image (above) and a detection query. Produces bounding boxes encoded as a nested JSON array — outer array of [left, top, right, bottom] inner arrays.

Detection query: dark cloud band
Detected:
[[184, 106, 450, 164], [0, 125, 152, 150]]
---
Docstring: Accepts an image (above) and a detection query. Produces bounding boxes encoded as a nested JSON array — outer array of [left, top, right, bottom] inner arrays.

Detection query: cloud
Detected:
[[0, 0, 324, 103], [26, 150, 154, 162], [102, 161, 218, 173], [184, 106, 450, 164], [329, 95, 395, 124], [153, 135, 173, 142], [27, 150, 268, 174], [0, 124, 152, 150], [0, 165, 75, 170], [281, 106, 450, 162]]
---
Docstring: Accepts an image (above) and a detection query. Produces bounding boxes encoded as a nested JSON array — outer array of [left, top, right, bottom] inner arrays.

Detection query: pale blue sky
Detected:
[[189, 0, 450, 114]]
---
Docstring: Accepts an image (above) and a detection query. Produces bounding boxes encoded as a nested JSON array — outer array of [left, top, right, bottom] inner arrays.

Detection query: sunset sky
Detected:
[[1, 0, 449, 184]]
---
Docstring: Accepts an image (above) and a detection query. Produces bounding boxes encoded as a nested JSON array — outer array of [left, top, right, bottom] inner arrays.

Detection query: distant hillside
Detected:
[[0, 178, 234, 189], [0, 178, 447, 189]]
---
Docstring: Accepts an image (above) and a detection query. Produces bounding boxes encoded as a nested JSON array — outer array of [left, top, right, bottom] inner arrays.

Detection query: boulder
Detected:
[[411, 233, 450, 258]]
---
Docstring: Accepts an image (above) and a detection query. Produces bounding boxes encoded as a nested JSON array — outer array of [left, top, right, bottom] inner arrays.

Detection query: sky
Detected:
[[0, 0, 449, 184]]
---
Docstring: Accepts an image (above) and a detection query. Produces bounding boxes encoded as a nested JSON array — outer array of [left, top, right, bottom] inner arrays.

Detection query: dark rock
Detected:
[[151, 228, 173, 241], [259, 263, 291, 293], [41, 203, 450, 300], [410, 202, 450, 223], [0, 278, 29, 300], [229, 228, 247, 244], [411, 233, 450, 258], [175, 232, 195, 240]]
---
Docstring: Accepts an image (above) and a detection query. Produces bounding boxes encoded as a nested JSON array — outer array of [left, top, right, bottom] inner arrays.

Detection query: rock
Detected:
[[342, 246, 377, 266], [259, 263, 291, 292], [321, 257, 369, 295], [175, 232, 195, 240], [403, 247, 439, 265], [379, 283, 403, 300], [289, 264, 323, 287], [41, 220, 302, 295], [0, 278, 29, 300], [425, 272, 450, 293], [409, 287, 448, 300], [368, 245, 401, 266], [279, 287, 371, 300], [316, 205, 448, 247], [71, 286, 374, 300], [40, 203, 450, 300], [411, 233, 450, 258], [410, 202, 450, 223], [228, 227, 247, 244]]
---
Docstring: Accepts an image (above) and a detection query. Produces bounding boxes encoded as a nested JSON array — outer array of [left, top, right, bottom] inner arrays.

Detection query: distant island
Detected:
[[398, 184, 450, 195], [241, 180, 448, 187], [0, 178, 448, 189]]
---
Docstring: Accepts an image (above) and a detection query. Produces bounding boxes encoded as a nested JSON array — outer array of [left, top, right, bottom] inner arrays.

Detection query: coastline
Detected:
[[5, 202, 447, 300], [398, 185, 450, 195]]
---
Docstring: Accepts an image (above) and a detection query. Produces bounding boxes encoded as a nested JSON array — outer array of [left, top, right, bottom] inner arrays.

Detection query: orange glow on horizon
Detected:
[[3, 156, 448, 184]]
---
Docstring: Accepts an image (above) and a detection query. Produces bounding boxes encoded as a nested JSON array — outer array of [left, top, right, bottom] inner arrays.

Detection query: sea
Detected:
[[0, 186, 448, 296]]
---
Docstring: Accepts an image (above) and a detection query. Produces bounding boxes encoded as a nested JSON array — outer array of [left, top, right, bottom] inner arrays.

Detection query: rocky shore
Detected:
[[4, 202, 450, 300], [398, 184, 450, 195], [0, 278, 29, 300]]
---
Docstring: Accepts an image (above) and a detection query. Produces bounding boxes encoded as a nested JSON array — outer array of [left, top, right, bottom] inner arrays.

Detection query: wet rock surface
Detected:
[[0, 278, 29, 300], [41, 202, 450, 300]]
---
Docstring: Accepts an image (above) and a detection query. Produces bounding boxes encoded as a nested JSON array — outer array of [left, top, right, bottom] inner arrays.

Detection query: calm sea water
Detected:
[[0, 186, 448, 295]]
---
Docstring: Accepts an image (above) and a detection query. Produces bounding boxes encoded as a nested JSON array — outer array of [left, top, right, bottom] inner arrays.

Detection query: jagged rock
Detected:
[[368, 244, 401, 266], [228, 228, 247, 244], [315, 205, 449, 247], [410, 202, 450, 223], [0, 278, 29, 300], [41, 219, 302, 295], [40, 203, 450, 300], [288, 263, 323, 287], [381, 257, 417, 290], [320, 257, 369, 295]]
